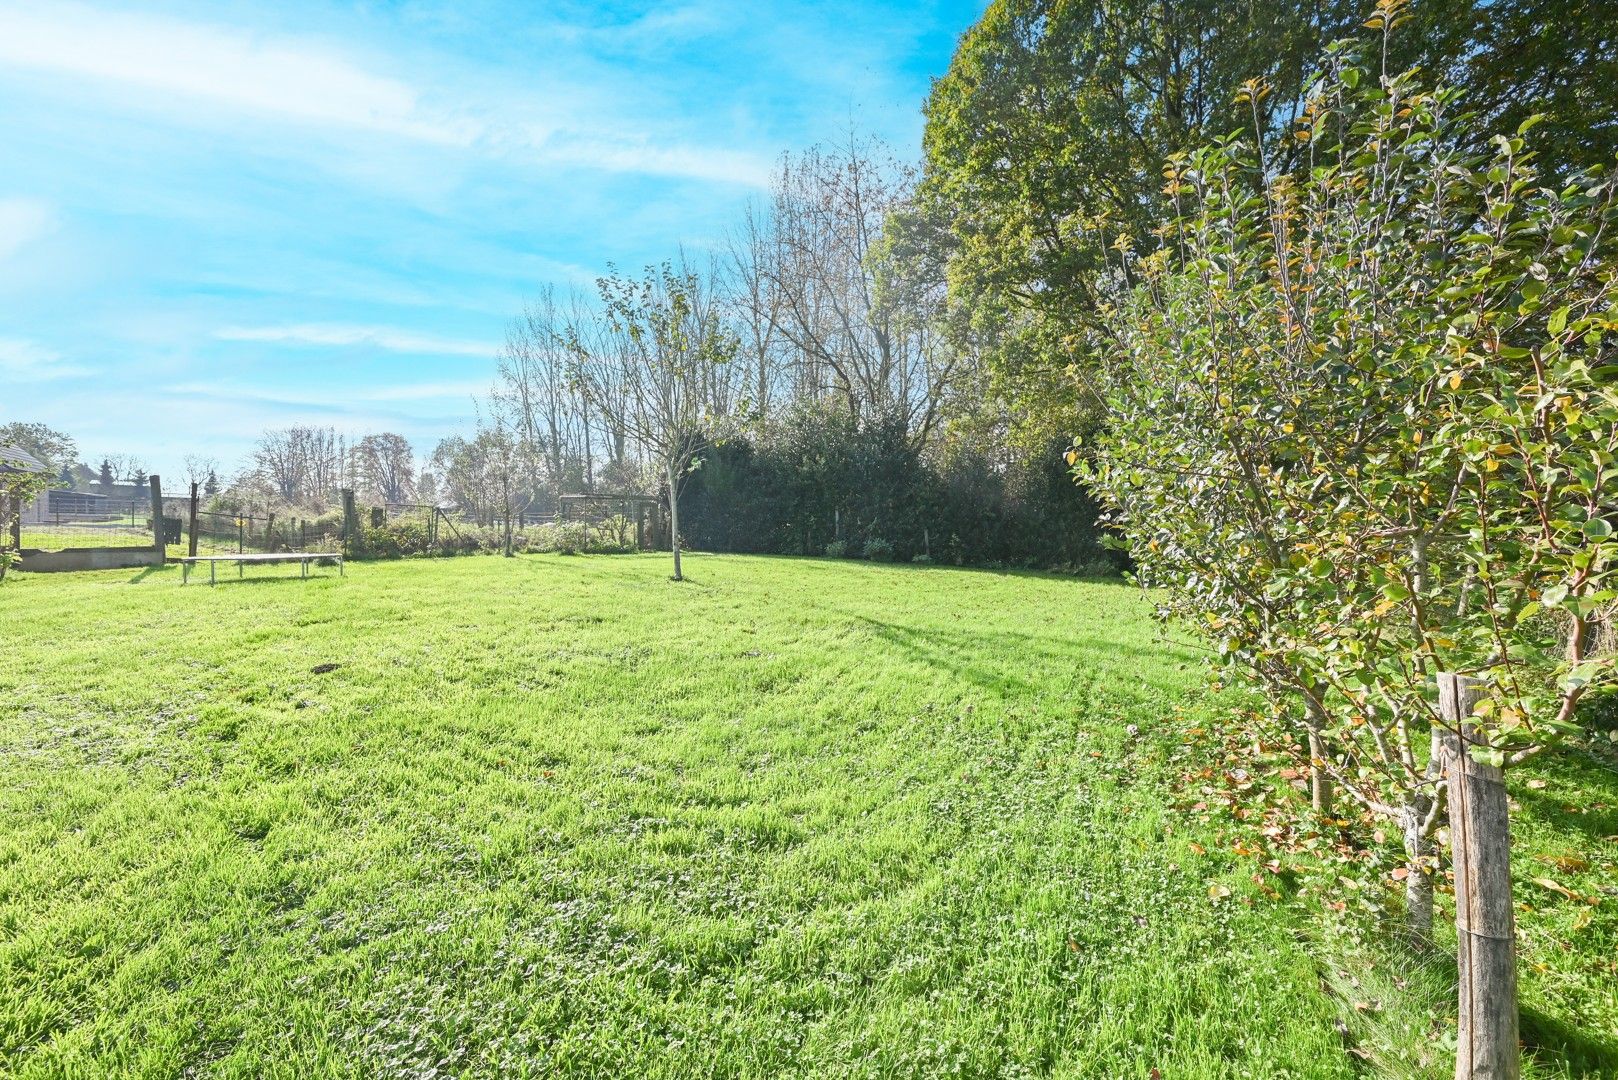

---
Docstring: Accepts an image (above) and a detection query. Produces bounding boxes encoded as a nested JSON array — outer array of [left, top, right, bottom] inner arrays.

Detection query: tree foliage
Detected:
[[1083, 19, 1618, 944], [919, 0, 1616, 433], [0, 422, 78, 478]]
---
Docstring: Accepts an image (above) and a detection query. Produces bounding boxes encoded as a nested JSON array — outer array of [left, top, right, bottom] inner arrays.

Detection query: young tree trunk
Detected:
[[666, 461, 682, 581], [1303, 695, 1333, 815], [498, 472, 511, 557], [1439, 672, 1519, 1080], [1308, 730, 1333, 814], [1401, 801, 1435, 943]]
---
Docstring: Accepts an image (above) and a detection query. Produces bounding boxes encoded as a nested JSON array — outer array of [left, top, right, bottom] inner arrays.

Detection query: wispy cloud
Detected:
[[363, 380, 492, 402], [0, 2, 473, 145], [544, 138, 774, 188], [0, 197, 56, 262], [0, 2, 772, 186], [0, 336, 93, 381], [165, 377, 490, 408], [215, 324, 497, 358]]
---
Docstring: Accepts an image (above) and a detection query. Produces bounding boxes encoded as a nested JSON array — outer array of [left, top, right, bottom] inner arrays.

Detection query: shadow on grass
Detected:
[[850, 614, 1193, 699], [175, 572, 345, 588], [1521, 1005, 1618, 1075], [1514, 749, 1618, 845], [707, 550, 1136, 586], [1324, 928, 1618, 1079]]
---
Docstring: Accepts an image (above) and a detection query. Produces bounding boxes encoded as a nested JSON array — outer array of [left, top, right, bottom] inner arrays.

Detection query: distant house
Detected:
[[2, 445, 54, 535], [17, 487, 115, 524], [0, 444, 50, 479], [48, 489, 111, 515]]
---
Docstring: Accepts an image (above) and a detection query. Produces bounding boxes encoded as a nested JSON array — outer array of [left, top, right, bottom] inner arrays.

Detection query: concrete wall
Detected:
[[17, 547, 163, 572]]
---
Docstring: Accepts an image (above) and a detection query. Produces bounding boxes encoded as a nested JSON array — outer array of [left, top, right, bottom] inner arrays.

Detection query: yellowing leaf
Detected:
[[1533, 877, 1581, 902]]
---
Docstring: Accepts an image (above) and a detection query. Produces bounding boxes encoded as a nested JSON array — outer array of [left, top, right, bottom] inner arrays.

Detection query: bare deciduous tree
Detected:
[[761, 133, 958, 447], [253, 426, 347, 506], [350, 433, 416, 504], [570, 261, 741, 580]]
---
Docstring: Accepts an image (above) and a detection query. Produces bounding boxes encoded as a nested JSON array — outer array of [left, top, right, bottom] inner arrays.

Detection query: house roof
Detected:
[[0, 444, 52, 477]]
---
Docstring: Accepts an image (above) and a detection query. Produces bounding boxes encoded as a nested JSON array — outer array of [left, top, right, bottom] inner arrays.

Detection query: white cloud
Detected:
[[0, 2, 473, 145], [544, 137, 774, 188], [0, 197, 56, 262], [0, 2, 771, 186], [165, 377, 490, 407], [362, 380, 491, 402], [0, 337, 92, 380], [215, 324, 497, 358]]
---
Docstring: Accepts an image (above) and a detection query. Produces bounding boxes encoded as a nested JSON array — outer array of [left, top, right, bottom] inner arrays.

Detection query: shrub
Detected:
[[863, 537, 893, 562], [911, 553, 932, 565], [599, 514, 637, 549], [1083, 35, 1618, 1070], [355, 520, 436, 559], [523, 521, 587, 555], [824, 540, 849, 559]]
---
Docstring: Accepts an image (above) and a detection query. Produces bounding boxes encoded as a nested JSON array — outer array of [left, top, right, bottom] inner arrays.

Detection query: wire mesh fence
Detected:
[[18, 500, 156, 551], [163, 501, 346, 557], [15, 485, 664, 560]]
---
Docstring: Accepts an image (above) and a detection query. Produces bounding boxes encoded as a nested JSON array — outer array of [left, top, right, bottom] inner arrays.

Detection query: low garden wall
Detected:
[[17, 547, 164, 572]]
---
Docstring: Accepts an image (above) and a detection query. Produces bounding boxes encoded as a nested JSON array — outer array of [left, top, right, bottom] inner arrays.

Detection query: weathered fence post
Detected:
[[265, 512, 276, 553], [1439, 672, 1519, 1080], [341, 489, 357, 555], [148, 474, 164, 560], [187, 482, 199, 557]]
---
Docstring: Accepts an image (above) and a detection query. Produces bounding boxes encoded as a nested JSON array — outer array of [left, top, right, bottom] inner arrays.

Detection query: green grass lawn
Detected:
[[1, 554, 1613, 1078]]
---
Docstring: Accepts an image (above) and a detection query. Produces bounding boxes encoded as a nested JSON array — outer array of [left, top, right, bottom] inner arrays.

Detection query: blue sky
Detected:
[[0, 0, 983, 480]]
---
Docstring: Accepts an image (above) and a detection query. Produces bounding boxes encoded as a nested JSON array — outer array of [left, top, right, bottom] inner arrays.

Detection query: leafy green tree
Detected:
[[0, 422, 78, 476], [919, 0, 1611, 432], [0, 447, 55, 580], [1084, 27, 1617, 1068], [1457, 0, 1618, 176]]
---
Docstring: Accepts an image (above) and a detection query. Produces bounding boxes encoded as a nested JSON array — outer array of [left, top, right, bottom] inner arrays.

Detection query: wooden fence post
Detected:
[[1439, 672, 1519, 1080], [341, 489, 357, 555], [148, 474, 164, 560], [266, 512, 276, 553], [187, 482, 199, 557]]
